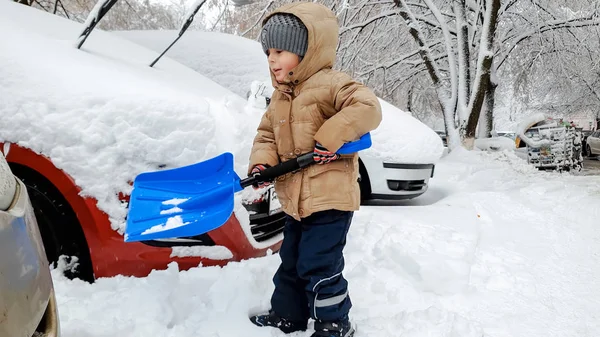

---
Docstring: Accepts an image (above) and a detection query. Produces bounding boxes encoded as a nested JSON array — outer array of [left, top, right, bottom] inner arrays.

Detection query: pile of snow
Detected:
[[51, 150, 600, 336], [0, 2, 264, 232], [120, 31, 444, 164], [474, 137, 516, 152], [116, 30, 268, 99]]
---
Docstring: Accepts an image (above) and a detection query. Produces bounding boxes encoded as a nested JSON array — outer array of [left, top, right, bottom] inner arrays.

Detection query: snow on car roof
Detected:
[[0, 2, 260, 232], [366, 98, 444, 164], [120, 30, 444, 164]]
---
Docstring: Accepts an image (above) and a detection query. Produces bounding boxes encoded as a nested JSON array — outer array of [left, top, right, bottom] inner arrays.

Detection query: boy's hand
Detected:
[[250, 164, 272, 189], [313, 143, 340, 164]]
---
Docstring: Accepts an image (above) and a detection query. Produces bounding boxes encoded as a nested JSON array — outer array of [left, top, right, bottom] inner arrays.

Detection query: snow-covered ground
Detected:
[[52, 149, 600, 337]]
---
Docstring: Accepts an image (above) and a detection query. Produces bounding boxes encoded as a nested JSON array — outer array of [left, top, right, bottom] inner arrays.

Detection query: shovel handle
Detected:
[[239, 132, 372, 189], [239, 153, 313, 188]]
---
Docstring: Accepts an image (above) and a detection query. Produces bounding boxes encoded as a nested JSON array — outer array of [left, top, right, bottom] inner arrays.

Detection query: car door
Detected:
[[592, 131, 600, 154], [587, 131, 600, 155]]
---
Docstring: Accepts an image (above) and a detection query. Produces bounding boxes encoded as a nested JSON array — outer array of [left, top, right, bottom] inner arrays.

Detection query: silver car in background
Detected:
[[0, 151, 60, 337]]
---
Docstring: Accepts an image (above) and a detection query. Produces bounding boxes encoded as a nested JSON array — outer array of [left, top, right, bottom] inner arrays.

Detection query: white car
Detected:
[[585, 130, 600, 157], [119, 30, 445, 202], [247, 80, 442, 202]]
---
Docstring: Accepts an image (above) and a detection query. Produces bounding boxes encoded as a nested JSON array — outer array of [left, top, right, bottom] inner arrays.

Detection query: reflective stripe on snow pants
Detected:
[[270, 209, 353, 322]]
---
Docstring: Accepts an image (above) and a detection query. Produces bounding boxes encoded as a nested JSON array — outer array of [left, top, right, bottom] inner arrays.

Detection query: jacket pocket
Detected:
[[307, 159, 354, 207]]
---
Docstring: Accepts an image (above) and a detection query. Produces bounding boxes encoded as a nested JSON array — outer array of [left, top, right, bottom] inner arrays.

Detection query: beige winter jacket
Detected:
[[248, 2, 382, 220]]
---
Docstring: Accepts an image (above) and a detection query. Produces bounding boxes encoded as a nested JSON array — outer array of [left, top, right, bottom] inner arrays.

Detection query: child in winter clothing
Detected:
[[248, 2, 382, 337]]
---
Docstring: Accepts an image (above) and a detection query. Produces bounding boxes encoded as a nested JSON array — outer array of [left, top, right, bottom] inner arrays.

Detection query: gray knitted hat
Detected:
[[261, 13, 308, 57]]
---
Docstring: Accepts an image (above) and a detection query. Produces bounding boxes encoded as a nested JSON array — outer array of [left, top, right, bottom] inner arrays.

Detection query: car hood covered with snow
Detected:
[[119, 30, 444, 164], [117, 30, 269, 99], [0, 2, 263, 232]]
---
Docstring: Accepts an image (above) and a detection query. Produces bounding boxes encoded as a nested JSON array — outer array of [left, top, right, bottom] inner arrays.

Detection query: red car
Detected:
[[6, 142, 283, 282], [1, 2, 283, 282]]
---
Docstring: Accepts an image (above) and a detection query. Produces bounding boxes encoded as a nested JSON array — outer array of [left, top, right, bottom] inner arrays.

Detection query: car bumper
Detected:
[[362, 157, 435, 200]]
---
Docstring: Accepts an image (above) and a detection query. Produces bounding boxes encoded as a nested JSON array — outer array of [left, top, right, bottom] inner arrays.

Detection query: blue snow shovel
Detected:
[[124, 133, 372, 242]]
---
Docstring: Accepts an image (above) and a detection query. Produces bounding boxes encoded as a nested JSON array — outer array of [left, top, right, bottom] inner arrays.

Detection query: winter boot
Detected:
[[249, 310, 307, 334], [311, 317, 355, 337]]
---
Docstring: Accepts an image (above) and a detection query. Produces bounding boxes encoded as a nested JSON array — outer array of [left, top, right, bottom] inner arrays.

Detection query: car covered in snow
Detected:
[[117, 30, 445, 204], [515, 114, 583, 171], [0, 2, 283, 281], [0, 149, 60, 337]]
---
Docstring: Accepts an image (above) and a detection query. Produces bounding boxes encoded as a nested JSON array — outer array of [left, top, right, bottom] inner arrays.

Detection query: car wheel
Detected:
[[9, 164, 95, 283], [358, 160, 371, 203]]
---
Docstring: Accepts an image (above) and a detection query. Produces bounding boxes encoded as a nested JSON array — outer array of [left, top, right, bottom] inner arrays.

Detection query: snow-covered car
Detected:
[[0, 2, 283, 281], [0, 149, 60, 337], [515, 114, 583, 170], [118, 30, 445, 203], [493, 131, 517, 140]]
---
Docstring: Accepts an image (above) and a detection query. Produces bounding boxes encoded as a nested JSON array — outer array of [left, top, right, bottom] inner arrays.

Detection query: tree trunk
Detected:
[[407, 85, 413, 113], [464, 0, 501, 147], [395, 0, 461, 150], [477, 75, 496, 138], [454, 0, 470, 125], [485, 75, 497, 136]]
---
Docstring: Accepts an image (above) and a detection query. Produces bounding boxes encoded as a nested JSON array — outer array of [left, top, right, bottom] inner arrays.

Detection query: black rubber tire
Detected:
[[9, 164, 95, 283], [358, 159, 371, 203]]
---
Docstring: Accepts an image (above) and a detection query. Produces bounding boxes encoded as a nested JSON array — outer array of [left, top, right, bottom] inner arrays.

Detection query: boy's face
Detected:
[[267, 48, 300, 83]]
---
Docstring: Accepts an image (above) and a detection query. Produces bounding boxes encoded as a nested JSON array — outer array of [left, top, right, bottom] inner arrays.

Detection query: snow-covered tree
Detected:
[[19, 0, 600, 150]]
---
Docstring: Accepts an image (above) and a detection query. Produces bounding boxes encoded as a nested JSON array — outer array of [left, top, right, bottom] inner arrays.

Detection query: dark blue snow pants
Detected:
[[271, 209, 353, 323]]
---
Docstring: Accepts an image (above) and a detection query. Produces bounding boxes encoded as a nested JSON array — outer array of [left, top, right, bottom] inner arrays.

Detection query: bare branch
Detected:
[[340, 8, 399, 35], [241, 0, 274, 37], [394, 0, 443, 86], [498, 18, 600, 70], [415, 14, 458, 36], [423, 0, 458, 115], [499, 0, 518, 16], [405, 1, 454, 18]]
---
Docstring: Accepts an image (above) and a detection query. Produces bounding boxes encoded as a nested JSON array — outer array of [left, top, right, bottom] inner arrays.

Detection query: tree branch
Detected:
[[423, 0, 458, 117], [339, 8, 399, 34], [497, 18, 600, 70], [394, 0, 443, 86], [241, 0, 274, 37]]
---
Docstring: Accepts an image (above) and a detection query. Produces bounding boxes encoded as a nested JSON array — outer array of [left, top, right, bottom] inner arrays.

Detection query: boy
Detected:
[[248, 2, 382, 337]]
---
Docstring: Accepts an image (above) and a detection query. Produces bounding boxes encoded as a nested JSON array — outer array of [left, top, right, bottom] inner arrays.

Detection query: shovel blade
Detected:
[[124, 152, 241, 242]]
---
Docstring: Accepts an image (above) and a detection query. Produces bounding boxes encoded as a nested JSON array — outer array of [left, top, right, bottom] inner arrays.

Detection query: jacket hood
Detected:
[[262, 2, 339, 89]]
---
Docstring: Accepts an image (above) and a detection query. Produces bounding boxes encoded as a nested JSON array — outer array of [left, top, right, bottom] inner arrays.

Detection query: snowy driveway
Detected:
[[51, 150, 600, 337]]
